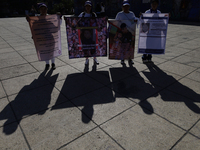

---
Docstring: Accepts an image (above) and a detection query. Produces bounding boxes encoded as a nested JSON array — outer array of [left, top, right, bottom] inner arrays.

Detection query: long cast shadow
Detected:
[[0, 70, 58, 135], [51, 69, 115, 123], [143, 63, 200, 113], [109, 65, 159, 114]]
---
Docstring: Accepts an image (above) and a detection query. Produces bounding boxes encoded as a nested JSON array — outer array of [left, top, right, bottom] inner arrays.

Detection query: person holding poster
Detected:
[[115, 0, 136, 65], [141, 0, 161, 63], [78, 1, 99, 65], [26, 3, 62, 70]]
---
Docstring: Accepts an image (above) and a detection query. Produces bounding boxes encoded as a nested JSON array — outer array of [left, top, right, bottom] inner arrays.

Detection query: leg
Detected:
[[45, 60, 50, 70]]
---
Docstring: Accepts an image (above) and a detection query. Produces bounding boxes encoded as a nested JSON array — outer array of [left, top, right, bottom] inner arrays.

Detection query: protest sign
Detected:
[[64, 16, 107, 59], [29, 14, 62, 61], [108, 19, 136, 60], [138, 13, 169, 54]]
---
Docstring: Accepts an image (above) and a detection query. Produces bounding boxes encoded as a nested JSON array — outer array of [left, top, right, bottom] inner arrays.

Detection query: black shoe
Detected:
[[51, 63, 56, 70], [128, 59, 134, 65], [45, 64, 50, 70], [121, 60, 125, 64]]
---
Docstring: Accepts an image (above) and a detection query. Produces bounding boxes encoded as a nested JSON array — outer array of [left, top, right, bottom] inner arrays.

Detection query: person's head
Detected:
[[38, 3, 48, 15], [151, 0, 159, 11], [84, 1, 92, 13], [122, 0, 130, 13], [120, 23, 128, 33], [101, 2, 105, 7]]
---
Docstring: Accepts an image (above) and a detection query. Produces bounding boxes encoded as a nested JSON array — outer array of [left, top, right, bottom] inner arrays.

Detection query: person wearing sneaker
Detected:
[[78, 1, 99, 65], [115, 0, 136, 65], [26, 3, 62, 70], [142, 0, 161, 63]]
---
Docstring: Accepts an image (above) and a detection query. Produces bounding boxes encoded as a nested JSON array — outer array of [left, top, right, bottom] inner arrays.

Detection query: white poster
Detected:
[[138, 13, 169, 54]]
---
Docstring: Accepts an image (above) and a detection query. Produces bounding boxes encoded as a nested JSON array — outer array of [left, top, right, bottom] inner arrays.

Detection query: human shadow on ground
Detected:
[[0, 70, 58, 135], [51, 65, 115, 123], [142, 63, 200, 113], [109, 65, 159, 114]]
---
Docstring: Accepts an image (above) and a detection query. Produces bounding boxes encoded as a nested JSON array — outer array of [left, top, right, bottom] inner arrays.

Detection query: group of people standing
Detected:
[[27, 0, 161, 71]]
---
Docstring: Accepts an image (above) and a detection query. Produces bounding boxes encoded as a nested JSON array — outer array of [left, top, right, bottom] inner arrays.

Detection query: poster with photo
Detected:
[[138, 13, 169, 54], [64, 16, 107, 59], [108, 19, 136, 60], [29, 14, 62, 61]]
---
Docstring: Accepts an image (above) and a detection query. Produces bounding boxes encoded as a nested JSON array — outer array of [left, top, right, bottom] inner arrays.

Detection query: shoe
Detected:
[[45, 64, 50, 70], [142, 59, 148, 63], [94, 58, 99, 65], [128, 59, 134, 64], [85, 59, 89, 65], [51, 63, 56, 70], [121, 60, 125, 64]]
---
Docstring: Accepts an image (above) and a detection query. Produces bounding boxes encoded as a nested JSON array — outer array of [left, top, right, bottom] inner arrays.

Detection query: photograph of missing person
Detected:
[[65, 17, 107, 59], [141, 23, 150, 33], [109, 21, 136, 60]]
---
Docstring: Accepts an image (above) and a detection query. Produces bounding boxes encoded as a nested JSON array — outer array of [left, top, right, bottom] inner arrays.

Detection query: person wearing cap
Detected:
[[115, 0, 135, 65], [78, 1, 99, 65], [142, 0, 161, 63], [26, 3, 62, 70]]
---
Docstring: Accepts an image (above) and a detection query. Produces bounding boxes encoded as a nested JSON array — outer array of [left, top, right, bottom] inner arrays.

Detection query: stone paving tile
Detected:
[[61, 127, 123, 150], [55, 73, 105, 100], [17, 48, 37, 56], [109, 75, 162, 104], [0, 82, 6, 99], [0, 97, 16, 127], [2, 72, 50, 96], [157, 61, 196, 76], [186, 68, 200, 82], [0, 56, 27, 69], [20, 105, 96, 150], [0, 47, 15, 54], [0, 122, 29, 149], [172, 55, 200, 68], [23, 54, 39, 62], [0, 51, 21, 60], [71, 58, 108, 72], [57, 55, 85, 65], [31, 58, 66, 71], [137, 64, 183, 88], [8, 84, 68, 121], [172, 133, 200, 150], [190, 120, 200, 138], [167, 77, 200, 102], [101, 105, 185, 150], [63, 87, 136, 125], [140, 89, 200, 130], [184, 49, 200, 58], [0, 63, 37, 80]]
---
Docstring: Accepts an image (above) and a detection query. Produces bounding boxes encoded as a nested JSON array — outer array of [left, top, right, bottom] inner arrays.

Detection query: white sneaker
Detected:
[[94, 58, 99, 65], [85, 59, 89, 65]]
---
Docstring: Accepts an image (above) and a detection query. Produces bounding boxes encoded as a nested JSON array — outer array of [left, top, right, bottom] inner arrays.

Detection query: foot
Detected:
[[121, 60, 125, 64], [142, 59, 148, 63], [51, 63, 56, 70], [85, 59, 89, 65], [128, 59, 134, 64], [94, 58, 99, 65], [45, 64, 50, 70]]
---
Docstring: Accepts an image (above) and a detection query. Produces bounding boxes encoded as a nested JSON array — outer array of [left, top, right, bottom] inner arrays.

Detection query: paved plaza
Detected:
[[0, 17, 200, 149]]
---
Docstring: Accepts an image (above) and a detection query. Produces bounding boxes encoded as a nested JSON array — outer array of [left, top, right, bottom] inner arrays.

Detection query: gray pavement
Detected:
[[0, 17, 200, 150]]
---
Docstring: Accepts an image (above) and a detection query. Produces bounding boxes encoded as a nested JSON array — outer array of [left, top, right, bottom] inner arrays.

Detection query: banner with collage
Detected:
[[108, 19, 136, 60], [28, 14, 62, 61], [138, 13, 169, 54], [64, 16, 107, 59]]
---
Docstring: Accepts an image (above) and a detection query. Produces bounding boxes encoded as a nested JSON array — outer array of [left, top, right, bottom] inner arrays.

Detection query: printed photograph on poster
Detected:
[[64, 17, 107, 59], [28, 14, 62, 61], [138, 13, 169, 54], [108, 19, 136, 60]]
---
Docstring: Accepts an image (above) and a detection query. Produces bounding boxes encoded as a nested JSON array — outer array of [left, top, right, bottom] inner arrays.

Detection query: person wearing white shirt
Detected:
[[115, 0, 135, 65], [142, 0, 161, 63]]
